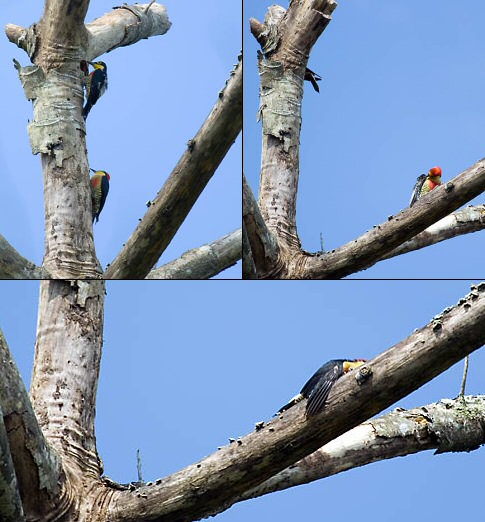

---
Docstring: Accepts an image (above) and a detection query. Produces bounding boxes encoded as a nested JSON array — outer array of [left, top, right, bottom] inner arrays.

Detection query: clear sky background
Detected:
[[2, 280, 484, 521], [0, 1, 241, 278], [244, 1, 485, 278]]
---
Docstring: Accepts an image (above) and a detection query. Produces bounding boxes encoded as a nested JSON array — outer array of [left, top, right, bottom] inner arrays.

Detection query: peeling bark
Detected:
[[254, 2, 335, 252], [6, 1, 238, 281]]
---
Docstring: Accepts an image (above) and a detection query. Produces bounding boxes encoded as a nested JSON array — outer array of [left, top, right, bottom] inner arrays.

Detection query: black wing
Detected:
[[304, 68, 322, 93], [305, 379, 335, 416], [98, 175, 110, 215], [409, 174, 426, 207], [83, 69, 107, 119], [302, 360, 344, 417]]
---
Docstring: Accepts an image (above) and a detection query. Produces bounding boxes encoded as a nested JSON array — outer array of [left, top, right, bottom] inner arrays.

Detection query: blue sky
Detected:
[[244, 1, 485, 278], [0, 1, 241, 278], [2, 280, 484, 521]]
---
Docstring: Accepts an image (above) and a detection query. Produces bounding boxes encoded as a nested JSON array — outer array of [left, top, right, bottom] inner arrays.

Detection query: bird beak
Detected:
[[87, 61, 95, 66], [90, 168, 96, 173]]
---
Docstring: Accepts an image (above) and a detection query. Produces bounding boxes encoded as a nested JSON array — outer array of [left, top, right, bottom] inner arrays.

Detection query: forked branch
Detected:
[[105, 284, 485, 521]]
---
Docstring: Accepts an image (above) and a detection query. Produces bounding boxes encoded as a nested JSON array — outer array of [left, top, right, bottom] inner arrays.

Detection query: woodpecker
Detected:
[[304, 67, 322, 93], [277, 359, 367, 417], [409, 166, 442, 207], [90, 169, 110, 224], [83, 61, 108, 120]]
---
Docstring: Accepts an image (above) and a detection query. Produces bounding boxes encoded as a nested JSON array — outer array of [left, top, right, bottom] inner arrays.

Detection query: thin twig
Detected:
[[144, 1, 155, 13], [137, 449, 144, 483], [459, 356, 469, 397]]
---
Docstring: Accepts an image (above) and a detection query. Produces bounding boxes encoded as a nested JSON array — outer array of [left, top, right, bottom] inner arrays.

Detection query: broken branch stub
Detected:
[[86, 3, 171, 59]]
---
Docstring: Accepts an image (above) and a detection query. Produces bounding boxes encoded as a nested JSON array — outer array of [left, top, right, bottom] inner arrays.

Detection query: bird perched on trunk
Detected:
[[304, 67, 322, 93], [83, 61, 108, 120], [278, 359, 367, 417], [90, 169, 110, 224], [409, 166, 442, 207]]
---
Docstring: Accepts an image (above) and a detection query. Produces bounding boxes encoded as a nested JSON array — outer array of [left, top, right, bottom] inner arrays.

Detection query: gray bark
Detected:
[[147, 229, 242, 279], [301, 160, 485, 278], [0, 405, 26, 522], [243, 173, 280, 277], [0, 235, 45, 279], [0, 328, 64, 521], [252, 2, 335, 253], [31, 280, 105, 477], [5, 1, 241, 281], [218, 395, 485, 511], [242, 223, 257, 279], [380, 204, 485, 261]]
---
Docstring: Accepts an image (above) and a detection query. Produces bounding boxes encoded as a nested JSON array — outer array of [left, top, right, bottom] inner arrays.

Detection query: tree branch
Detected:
[[0, 405, 25, 522], [242, 223, 257, 279], [106, 283, 485, 522], [380, 204, 485, 261], [85, 3, 171, 60], [215, 395, 485, 510], [30, 280, 105, 478], [0, 235, 45, 279], [0, 328, 65, 520], [243, 174, 281, 277], [146, 229, 242, 279], [5, 3, 171, 62], [298, 159, 485, 278], [105, 54, 242, 279]]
